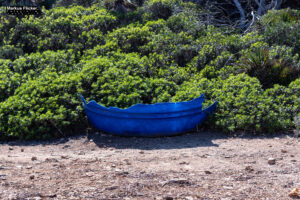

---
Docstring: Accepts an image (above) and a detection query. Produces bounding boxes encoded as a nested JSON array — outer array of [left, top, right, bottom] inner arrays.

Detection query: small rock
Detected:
[[61, 155, 68, 159], [167, 179, 190, 185], [291, 155, 295, 157], [62, 145, 70, 149], [45, 158, 59, 162], [9, 147, 13, 150], [179, 161, 189, 165], [281, 149, 287, 153], [78, 151, 85, 155], [29, 175, 35, 180], [116, 171, 129, 176], [124, 159, 131, 165], [245, 166, 254, 172], [283, 181, 294, 188], [185, 197, 193, 200], [21, 148, 24, 152], [291, 160, 297, 162], [26, 166, 32, 169], [204, 170, 212, 174], [0, 166, 8, 170], [268, 158, 276, 165], [111, 164, 116, 168], [223, 186, 233, 190], [31, 156, 37, 161], [139, 151, 144, 154], [0, 175, 6, 180], [48, 194, 57, 198], [164, 197, 173, 200], [106, 186, 118, 190]]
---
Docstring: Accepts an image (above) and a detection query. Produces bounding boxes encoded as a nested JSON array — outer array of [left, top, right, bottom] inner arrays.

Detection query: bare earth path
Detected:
[[0, 132, 299, 200]]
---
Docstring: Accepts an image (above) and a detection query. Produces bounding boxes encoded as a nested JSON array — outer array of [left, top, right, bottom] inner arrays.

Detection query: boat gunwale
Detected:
[[81, 95, 205, 114]]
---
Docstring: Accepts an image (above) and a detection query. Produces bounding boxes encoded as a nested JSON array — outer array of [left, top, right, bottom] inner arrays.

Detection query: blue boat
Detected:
[[80, 95, 218, 137]]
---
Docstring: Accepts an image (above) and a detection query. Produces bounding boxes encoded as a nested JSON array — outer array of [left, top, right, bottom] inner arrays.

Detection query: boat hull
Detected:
[[81, 95, 218, 137]]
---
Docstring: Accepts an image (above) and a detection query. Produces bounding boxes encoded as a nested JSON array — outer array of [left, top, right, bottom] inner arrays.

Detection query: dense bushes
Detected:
[[0, 3, 299, 140], [239, 46, 300, 88], [259, 9, 300, 55], [0, 70, 83, 140], [173, 74, 299, 133]]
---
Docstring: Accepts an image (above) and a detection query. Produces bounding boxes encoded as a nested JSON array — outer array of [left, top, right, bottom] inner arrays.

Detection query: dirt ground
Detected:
[[0, 132, 299, 200]]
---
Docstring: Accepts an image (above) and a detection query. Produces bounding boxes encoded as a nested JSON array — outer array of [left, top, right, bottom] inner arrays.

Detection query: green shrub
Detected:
[[0, 69, 84, 140], [259, 9, 300, 54], [239, 47, 300, 88], [212, 74, 299, 133], [172, 75, 216, 103], [0, 45, 23, 60], [147, 0, 176, 19], [12, 50, 77, 76], [106, 24, 151, 53], [0, 59, 21, 102], [9, 18, 42, 53], [166, 12, 204, 37], [173, 73, 299, 133]]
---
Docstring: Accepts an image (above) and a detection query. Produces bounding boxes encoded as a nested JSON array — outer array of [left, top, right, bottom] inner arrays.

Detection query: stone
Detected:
[[31, 156, 37, 161], [106, 186, 118, 190], [179, 161, 189, 165], [29, 175, 35, 180], [62, 145, 70, 149], [245, 166, 254, 172], [268, 158, 276, 165], [0, 175, 6, 180], [9, 147, 13, 150]]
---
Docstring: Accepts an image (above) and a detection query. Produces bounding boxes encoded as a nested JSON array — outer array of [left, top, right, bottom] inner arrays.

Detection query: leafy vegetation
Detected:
[[0, 1, 299, 140]]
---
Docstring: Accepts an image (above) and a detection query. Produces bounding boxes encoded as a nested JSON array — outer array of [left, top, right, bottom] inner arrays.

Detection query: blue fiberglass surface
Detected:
[[80, 95, 218, 137]]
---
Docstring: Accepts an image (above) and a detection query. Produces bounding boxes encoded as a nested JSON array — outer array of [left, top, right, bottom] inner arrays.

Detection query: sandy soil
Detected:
[[0, 132, 299, 200]]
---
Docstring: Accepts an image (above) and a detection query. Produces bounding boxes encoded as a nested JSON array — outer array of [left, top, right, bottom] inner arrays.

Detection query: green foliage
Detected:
[[106, 24, 151, 53], [9, 18, 43, 53], [259, 9, 300, 54], [0, 69, 84, 140], [173, 74, 299, 133], [166, 12, 204, 37], [0, 4, 299, 140], [0, 45, 23, 60], [239, 46, 300, 88], [0, 59, 21, 102], [146, 0, 176, 19]]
